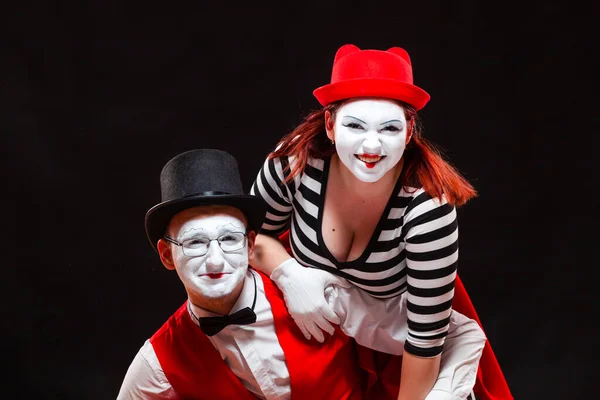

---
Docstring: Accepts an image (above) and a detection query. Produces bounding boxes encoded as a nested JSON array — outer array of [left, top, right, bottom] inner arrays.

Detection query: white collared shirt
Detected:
[[117, 271, 485, 400], [117, 269, 289, 400]]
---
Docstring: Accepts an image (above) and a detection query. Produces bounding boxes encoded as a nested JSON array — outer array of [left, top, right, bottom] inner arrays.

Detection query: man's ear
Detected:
[[157, 239, 176, 271], [324, 110, 335, 141], [246, 230, 256, 260]]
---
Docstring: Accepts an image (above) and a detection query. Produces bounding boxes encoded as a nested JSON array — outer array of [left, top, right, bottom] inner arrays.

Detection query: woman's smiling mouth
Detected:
[[355, 154, 385, 168]]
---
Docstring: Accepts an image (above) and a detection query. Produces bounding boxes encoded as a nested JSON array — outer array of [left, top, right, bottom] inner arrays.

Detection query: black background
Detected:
[[2, 1, 596, 399]]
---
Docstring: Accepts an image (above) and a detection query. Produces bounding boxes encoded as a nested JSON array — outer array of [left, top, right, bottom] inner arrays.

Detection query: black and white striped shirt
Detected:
[[251, 155, 459, 357]]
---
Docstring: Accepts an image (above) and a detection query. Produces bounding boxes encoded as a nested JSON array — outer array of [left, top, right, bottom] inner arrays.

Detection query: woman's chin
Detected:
[[353, 169, 386, 183]]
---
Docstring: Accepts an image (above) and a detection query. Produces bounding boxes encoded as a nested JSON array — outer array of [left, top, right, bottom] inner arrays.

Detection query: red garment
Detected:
[[150, 270, 366, 400], [277, 229, 514, 400]]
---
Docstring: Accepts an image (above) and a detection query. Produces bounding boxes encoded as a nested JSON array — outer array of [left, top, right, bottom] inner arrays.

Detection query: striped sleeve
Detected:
[[402, 189, 458, 357], [250, 156, 294, 236]]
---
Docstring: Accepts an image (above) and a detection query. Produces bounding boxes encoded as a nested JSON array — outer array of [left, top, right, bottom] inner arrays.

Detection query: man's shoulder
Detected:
[[250, 268, 284, 301], [150, 301, 190, 343], [250, 268, 275, 292]]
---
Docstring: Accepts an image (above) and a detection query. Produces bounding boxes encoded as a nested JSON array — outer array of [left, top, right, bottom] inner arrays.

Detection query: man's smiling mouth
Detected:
[[202, 273, 231, 279]]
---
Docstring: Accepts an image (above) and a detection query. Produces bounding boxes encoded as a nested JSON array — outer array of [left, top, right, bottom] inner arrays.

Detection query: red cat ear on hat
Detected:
[[387, 47, 412, 66], [333, 44, 360, 64]]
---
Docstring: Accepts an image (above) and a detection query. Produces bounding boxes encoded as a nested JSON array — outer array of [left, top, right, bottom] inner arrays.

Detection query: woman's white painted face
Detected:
[[333, 99, 408, 183], [169, 209, 249, 299]]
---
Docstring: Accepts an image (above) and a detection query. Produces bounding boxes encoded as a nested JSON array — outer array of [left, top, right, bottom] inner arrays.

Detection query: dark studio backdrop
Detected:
[[2, 1, 596, 399]]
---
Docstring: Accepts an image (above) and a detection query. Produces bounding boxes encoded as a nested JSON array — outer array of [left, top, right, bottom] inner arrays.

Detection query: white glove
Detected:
[[270, 258, 351, 342]]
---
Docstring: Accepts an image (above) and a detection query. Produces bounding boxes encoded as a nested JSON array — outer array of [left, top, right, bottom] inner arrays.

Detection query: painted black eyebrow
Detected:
[[342, 115, 367, 125], [179, 232, 208, 241], [179, 224, 245, 239], [380, 119, 404, 125], [216, 223, 246, 234], [180, 227, 205, 237]]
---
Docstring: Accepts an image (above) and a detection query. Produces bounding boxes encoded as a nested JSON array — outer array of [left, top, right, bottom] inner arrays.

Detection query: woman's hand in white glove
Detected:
[[270, 258, 351, 342]]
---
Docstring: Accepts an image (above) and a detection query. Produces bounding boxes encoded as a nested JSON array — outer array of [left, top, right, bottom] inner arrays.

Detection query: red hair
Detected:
[[269, 101, 477, 207]]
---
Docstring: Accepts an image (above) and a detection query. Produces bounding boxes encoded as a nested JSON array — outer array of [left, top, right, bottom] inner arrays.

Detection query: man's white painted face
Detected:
[[169, 209, 249, 299], [333, 98, 408, 183]]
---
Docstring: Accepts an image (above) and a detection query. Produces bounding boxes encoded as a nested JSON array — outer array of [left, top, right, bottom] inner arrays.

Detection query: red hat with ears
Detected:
[[313, 44, 431, 110]]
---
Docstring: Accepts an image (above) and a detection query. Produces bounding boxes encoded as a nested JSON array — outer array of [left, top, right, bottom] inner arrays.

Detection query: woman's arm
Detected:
[[250, 232, 347, 342], [397, 352, 441, 400], [401, 190, 459, 399], [249, 155, 346, 342], [250, 233, 294, 275], [325, 284, 485, 399]]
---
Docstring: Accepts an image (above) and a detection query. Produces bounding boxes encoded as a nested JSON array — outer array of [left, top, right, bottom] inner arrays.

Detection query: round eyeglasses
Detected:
[[163, 232, 247, 257]]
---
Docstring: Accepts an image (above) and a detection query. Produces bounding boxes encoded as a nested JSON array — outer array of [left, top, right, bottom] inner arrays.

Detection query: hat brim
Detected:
[[313, 78, 431, 110], [145, 194, 266, 253]]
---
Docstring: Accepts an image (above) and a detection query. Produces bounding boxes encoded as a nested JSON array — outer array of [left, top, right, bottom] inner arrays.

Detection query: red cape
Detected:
[[276, 230, 513, 400]]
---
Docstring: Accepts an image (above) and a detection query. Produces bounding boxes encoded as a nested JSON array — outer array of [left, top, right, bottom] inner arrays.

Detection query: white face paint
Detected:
[[333, 99, 408, 183], [169, 210, 249, 299]]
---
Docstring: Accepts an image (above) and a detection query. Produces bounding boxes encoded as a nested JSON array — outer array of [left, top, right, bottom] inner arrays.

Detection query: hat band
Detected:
[[183, 191, 231, 198]]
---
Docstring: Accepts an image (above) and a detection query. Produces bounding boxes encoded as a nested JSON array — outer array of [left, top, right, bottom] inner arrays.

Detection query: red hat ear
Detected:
[[387, 47, 412, 66], [334, 44, 361, 64]]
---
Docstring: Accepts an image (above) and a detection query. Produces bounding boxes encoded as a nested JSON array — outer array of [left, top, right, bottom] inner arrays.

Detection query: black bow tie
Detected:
[[191, 272, 258, 337], [198, 306, 257, 336]]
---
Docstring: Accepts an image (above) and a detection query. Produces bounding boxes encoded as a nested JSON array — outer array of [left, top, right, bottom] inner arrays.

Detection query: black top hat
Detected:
[[145, 149, 266, 252]]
